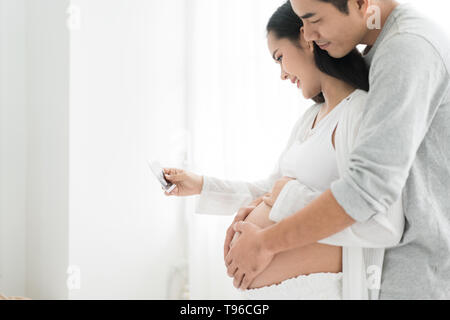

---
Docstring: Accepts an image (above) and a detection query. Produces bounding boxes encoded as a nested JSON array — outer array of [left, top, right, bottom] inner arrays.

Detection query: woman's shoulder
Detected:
[[341, 89, 368, 121], [351, 88, 368, 101], [288, 103, 323, 141], [337, 89, 368, 145], [303, 102, 322, 119], [295, 103, 322, 129]]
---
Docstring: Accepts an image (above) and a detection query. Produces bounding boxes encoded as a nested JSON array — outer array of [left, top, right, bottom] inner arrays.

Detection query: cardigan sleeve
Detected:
[[269, 178, 404, 248]]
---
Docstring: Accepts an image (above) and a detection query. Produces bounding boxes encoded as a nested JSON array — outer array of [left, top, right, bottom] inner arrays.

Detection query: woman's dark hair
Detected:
[[266, 1, 369, 104]]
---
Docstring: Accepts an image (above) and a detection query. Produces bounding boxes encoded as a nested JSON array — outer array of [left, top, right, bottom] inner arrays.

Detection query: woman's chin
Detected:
[[302, 91, 314, 100]]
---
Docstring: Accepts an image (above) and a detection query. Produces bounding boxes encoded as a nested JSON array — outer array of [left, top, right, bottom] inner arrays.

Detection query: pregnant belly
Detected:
[[230, 201, 342, 289]]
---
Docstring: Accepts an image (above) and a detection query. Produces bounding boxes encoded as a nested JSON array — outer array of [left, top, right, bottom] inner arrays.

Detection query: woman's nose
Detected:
[[280, 70, 289, 81]]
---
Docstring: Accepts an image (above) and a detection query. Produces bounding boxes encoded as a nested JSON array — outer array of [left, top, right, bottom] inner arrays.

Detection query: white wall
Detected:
[[25, 0, 71, 299], [1, 0, 188, 299], [67, 0, 188, 299], [0, 0, 27, 297]]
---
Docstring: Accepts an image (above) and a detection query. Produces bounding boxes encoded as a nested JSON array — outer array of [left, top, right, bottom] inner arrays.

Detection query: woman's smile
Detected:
[[290, 76, 301, 89]]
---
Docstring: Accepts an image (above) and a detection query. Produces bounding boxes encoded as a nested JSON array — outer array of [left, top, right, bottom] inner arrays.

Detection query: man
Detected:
[[225, 0, 450, 299]]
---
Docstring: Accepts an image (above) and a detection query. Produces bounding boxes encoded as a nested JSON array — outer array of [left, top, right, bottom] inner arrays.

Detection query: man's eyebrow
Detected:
[[300, 12, 316, 19], [272, 48, 279, 61]]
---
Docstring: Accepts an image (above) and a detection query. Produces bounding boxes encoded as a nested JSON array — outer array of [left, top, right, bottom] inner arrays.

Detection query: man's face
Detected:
[[290, 0, 368, 58]]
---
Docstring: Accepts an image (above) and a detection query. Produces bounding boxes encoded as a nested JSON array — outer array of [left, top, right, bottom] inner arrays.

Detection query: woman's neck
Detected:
[[320, 75, 356, 113]]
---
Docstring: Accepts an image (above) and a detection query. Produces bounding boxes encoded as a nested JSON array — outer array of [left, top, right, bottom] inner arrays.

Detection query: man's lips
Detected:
[[317, 42, 331, 50]]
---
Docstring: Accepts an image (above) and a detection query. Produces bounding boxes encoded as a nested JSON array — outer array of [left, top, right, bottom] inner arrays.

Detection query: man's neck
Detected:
[[360, 0, 400, 47]]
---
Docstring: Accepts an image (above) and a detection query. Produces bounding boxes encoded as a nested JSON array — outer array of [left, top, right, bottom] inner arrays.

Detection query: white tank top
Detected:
[[280, 92, 356, 191]]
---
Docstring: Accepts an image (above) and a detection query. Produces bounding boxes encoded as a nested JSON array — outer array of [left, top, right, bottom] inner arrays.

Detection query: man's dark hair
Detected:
[[267, 1, 368, 104], [318, 0, 350, 14]]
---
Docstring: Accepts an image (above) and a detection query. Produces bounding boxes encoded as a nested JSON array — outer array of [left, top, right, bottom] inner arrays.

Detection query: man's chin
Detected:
[[326, 48, 346, 58], [326, 45, 354, 59]]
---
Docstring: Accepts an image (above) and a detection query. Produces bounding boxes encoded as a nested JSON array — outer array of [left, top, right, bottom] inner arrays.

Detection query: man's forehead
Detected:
[[290, 0, 322, 17]]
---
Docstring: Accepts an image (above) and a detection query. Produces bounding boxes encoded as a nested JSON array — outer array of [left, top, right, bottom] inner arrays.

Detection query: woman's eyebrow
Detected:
[[272, 49, 279, 61]]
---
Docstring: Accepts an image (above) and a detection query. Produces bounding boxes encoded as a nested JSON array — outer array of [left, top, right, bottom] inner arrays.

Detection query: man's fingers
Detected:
[[225, 251, 233, 266], [227, 262, 238, 278], [233, 271, 245, 289], [240, 274, 252, 290]]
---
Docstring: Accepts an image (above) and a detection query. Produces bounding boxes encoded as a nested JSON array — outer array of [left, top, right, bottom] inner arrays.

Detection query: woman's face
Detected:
[[267, 30, 322, 100]]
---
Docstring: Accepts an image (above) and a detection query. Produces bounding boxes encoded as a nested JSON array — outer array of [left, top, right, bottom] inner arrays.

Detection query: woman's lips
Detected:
[[297, 79, 301, 89]]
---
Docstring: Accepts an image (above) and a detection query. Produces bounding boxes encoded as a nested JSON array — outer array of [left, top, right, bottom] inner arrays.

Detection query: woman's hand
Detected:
[[263, 176, 295, 207], [162, 168, 204, 197], [223, 194, 270, 259]]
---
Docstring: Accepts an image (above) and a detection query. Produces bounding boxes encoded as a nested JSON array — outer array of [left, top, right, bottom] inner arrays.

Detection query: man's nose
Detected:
[[302, 24, 319, 42]]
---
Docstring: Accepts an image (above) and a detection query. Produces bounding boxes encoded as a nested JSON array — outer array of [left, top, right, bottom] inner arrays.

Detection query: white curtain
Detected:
[[184, 0, 311, 299]]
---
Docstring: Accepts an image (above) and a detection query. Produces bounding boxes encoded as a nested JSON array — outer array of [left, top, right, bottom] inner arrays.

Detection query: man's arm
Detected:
[[261, 189, 356, 254]]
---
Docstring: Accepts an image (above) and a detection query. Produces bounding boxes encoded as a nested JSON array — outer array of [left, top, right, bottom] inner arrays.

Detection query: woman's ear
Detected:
[[307, 40, 314, 52]]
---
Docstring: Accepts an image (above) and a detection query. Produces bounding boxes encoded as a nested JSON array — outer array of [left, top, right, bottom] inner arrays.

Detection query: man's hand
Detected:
[[225, 221, 275, 290], [263, 176, 295, 207]]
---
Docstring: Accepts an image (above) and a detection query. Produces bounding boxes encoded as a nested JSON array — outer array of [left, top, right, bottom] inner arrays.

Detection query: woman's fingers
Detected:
[[224, 206, 254, 258], [164, 172, 185, 183], [262, 194, 274, 207], [224, 225, 236, 258], [235, 206, 255, 221], [163, 168, 179, 175]]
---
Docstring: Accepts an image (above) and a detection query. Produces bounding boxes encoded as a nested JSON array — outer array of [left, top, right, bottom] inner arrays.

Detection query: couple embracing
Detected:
[[164, 0, 450, 300]]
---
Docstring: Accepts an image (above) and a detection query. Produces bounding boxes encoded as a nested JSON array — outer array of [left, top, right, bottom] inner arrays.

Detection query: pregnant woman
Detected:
[[163, 1, 404, 299]]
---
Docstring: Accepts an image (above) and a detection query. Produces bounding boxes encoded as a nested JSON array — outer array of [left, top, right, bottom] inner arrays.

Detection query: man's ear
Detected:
[[353, 0, 370, 17]]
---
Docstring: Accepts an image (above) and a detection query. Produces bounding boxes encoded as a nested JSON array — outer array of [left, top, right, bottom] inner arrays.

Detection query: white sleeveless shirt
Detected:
[[279, 92, 356, 191]]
